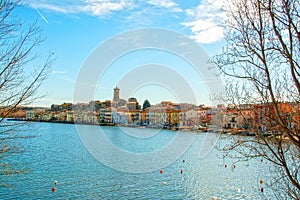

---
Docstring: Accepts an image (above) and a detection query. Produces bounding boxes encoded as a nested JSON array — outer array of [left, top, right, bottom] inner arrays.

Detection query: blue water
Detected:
[[0, 122, 268, 199]]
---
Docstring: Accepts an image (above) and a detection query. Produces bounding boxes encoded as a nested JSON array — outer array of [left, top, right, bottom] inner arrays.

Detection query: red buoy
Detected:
[[160, 169, 163, 174], [180, 169, 183, 174], [260, 179, 263, 184], [51, 187, 56, 192]]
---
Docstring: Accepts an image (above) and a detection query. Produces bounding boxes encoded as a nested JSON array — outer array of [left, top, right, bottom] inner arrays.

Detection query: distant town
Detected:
[[6, 87, 299, 135]]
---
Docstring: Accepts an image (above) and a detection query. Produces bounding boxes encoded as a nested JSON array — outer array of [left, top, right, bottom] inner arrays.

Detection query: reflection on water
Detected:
[[0, 122, 268, 199]]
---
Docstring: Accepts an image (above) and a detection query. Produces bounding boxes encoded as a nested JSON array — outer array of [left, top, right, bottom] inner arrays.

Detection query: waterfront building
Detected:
[[237, 105, 255, 129], [179, 109, 199, 127], [147, 110, 155, 125], [205, 108, 215, 121], [112, 109, 127, 124], [16, 89, 298, 133], [59, 112, 67, 121], [125, 110, 140, 124], [73, 113, 85, 123], [166, 109, 180, 126], [39, 111, 53, 121], [290, 102, 300, 130], [198, 109, 206, 119], [223, 111, 238, 129], [66, 112, 74, 122], [52, 112, 67, 121], [86, 112, 98, 124], [221, 104, 254, 130], [26, 110, 36, 120], [153, 108, 167, 126], [253, 102, 297, 132], [99, 108, 113, 123], [139, 109, 148, 125]]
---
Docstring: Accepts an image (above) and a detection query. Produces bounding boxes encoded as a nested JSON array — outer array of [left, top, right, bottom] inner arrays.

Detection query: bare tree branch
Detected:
[[212, 0, 300, 198], [0, 0, 52, 176]]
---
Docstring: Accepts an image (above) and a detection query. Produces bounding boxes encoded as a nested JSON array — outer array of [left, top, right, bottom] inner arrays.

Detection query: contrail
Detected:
[[30, 2, 50, 24]]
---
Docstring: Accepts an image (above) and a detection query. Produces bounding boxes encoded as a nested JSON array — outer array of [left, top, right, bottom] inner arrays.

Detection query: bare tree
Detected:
[[0, 0, 52, 176], [211, 0, 299, 199]]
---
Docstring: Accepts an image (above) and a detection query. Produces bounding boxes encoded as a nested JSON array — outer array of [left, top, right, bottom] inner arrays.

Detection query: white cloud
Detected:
[[30, 0, 84, 14], [83, 0, 134, 16], [31, 3, 69, 14], [30, 0, 133, 16], [147, 0, 182, 12], [182, 0, 226, 44]]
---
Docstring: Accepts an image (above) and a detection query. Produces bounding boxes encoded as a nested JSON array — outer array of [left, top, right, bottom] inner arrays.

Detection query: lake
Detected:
[[0, 122, 269, 199]]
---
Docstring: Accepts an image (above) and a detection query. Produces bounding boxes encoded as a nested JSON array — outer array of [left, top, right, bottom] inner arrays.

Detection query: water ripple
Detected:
[[0, 123, 268, 199]]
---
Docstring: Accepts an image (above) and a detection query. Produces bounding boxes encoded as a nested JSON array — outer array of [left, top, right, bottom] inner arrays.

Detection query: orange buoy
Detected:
[[160, 169, 163, 174], [260, 179, 263, 184], [51, 187, 56, 192]]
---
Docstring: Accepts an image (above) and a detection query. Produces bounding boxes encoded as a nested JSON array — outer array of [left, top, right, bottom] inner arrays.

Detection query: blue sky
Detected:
[[19, 0, 226, 107]]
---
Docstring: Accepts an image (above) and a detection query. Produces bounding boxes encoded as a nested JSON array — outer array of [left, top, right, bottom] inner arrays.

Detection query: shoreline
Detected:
[[7, 118, 261, 136], [6, 118, 208, 132], [6, 118, 116, 126]]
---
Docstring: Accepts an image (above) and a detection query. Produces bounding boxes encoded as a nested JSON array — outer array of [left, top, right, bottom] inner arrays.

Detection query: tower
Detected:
[[113, 86, 120, 102]]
